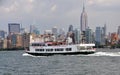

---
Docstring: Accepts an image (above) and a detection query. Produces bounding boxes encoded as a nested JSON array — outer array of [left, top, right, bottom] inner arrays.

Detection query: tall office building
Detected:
[[52, 26, 58, 36], [95, 26, 106, 45], [74, 28, 80, 44], [68, 25, 73, 32], [85, 28, 94, 43], [8, 23, 20, 34], [117, 26, 120, 36], [0, 30, 6, 39], [80, 3, 88, 32], [95, 27, 102, 45], [80, 2, 88, 43], [103, 24, 107, 36], [102, 24, 107, 45]]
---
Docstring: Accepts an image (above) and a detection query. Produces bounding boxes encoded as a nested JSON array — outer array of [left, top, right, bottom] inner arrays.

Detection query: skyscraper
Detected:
[[95, 27, 102, 45], [103, 24, 107, 36], [8, 23, 20, 34], [85, 28, 94, 43], [74, 28, 80, 44], [80, 2, 88, 43], [117, 26, 120, 36], [52, 26, 58, 36], [102, 24, 107, 45], [68, 25, 73, 32], [0, 30, 6, 38], [80, 3, 88, 32], [95, 26, 106, 45]]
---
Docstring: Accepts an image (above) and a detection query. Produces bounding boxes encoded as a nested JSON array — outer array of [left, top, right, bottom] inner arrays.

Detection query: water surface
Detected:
[[0, 49, 120, 75]]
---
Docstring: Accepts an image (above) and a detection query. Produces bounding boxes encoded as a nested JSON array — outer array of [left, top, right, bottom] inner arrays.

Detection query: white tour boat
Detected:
[[25, 42, 96, 56]]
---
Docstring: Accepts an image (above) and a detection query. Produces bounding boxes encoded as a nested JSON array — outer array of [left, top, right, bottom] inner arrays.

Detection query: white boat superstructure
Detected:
[[26, 43, 96, 56]]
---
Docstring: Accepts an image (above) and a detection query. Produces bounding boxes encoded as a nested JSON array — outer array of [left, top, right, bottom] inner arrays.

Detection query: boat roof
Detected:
[[79, 44, 95, 46]]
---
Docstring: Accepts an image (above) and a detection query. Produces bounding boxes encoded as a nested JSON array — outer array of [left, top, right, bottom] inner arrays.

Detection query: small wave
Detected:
[[22, 53, 46, 57], [22, 53, 30, 56], [87, 52, 120, 56]]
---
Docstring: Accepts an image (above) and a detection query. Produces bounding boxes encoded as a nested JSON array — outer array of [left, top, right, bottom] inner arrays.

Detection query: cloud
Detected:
[[87, 0, 120, 12], [4, 1, 18, 13], [28, 0, 34, 3], [88, 0, 120, 6], [0, 0, 35, 13], [51, 4, 57, 12]]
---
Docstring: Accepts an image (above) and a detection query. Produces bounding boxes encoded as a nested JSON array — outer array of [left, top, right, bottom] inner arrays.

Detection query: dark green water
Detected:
[[0, 49, 120, 75]]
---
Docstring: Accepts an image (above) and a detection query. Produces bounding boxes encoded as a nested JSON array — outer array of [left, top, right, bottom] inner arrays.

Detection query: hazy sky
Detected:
[[0, 0, 120, 33]]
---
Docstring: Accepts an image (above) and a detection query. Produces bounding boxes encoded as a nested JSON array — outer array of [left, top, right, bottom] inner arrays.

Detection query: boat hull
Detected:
[[26, 51, 95, 56]]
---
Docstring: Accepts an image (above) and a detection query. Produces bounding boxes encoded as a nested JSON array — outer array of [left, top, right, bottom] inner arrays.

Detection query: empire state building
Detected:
[[80, 4, 88, 32]]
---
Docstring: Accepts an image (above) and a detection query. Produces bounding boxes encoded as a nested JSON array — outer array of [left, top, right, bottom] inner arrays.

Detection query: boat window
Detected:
[[46, 49, 53, 51], [32, 44, 38, 46], [77, 46, 86, 50], [60, 48, 64, 51], [32, 43, 45, 46], [66, 48, 72, 51], [80, 47, 85, 50], [51, 49, 53, 51], [86, 46, 92, 50], [55, 48, 64, 51], [35, 49, 44, 51]]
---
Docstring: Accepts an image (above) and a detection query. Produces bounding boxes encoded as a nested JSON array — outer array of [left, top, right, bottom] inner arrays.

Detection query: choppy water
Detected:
[[0, 49, 120, 75]]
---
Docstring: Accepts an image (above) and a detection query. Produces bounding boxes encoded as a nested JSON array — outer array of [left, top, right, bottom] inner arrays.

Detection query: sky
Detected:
[[0, 0, 120, 34]]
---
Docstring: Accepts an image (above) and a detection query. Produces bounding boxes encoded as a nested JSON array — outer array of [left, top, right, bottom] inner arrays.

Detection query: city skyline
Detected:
[[0, 0, 120, 33]]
